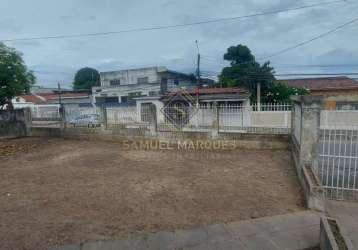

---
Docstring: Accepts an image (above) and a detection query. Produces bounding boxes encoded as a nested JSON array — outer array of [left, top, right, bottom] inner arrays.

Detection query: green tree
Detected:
[[219, 44, 275, 101], [218, 44, 310, 102], [0, 42, 35, 109], [265, 83, 310, 103], [73, 67, 100, 91]]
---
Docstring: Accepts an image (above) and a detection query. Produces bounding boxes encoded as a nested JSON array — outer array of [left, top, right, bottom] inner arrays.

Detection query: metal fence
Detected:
[[107, 107, 138, 125], [30, 105, 61, 127], [65, 107, 103, 128], [316, 109, 358, 201], [158, 103, 291, 134], [318, 127, 358, 200], [158, 104, 214, 131], [28, 103, 292, 134]]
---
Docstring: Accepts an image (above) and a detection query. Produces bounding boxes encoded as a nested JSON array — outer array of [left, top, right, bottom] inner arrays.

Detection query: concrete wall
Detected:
[[320, 217, 355, 250], [320, 110, 358, 128], [0, 108, 31, 138], [100, 67, 164, 87], [32, 126, 290, 150]]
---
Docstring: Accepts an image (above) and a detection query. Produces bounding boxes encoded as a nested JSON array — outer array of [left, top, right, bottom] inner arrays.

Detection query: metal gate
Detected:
[[31, 105, 61, 127], [318, 128, 358, 200]]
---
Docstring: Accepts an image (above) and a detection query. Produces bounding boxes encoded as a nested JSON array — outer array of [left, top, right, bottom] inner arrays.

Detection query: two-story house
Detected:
[[92, 66, 195, 106]]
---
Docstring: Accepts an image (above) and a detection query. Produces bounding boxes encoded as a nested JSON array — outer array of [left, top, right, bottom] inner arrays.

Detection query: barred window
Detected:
[[137, 77, 149, 84], [110, 79, 121, 86]]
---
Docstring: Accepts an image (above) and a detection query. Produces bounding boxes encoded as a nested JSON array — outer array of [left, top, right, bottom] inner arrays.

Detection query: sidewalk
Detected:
[[326, 200, 358, 249], [50, 210, 321, 250]]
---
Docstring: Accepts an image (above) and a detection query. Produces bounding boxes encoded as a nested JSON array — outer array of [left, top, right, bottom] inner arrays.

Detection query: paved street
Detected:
[[50, 211, 321, 250]]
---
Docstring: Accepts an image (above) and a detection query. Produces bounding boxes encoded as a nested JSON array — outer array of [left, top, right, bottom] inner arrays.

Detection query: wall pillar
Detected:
[[148, 104, 157, 136], [100, 106, 108, 130], [302, 109, 321, 173], [23, 108, 32, 136], [290, 95, 325, 211], [211, 102, 219, 139]]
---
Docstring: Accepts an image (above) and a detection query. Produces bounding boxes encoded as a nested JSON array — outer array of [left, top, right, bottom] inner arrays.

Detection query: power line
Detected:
[[202, 59, 358, 68], [275, 73, 358, 76], [201, 69, 358, 76], [275, 63, 358, 68], [259, 15, 358, 60], [0, 0, 345, 42]]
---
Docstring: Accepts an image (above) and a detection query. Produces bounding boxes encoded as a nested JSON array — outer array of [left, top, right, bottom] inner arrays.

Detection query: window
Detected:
[[105, 97, 119, 103], [128, 92, 142, 98], [95, 97, 105, 104], [337, 102, 358, 110], [149, 91, 159, 96], [174, 79, 179, 85], [137, 77, 149, 84], [110, 79, 121, 86], [121, 96, 128, 103]]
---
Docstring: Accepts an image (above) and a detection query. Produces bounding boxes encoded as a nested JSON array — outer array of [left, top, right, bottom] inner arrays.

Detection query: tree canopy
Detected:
[[219, 45, 275, 101], [265, 83, 310, 103], [218, 44, 308, 103], [73, 67, 100, 91], [0, 42, 35, 109]]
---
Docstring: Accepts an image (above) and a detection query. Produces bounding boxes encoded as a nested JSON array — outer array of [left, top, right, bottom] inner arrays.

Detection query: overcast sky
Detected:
[[1, 0, 358, 88]]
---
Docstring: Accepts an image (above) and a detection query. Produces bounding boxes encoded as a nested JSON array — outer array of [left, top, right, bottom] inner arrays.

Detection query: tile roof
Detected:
[[20, 93, 90, 103], [279, 77, 358, 91], [20, 95, 46, 103], [40, 93, 90, 101]]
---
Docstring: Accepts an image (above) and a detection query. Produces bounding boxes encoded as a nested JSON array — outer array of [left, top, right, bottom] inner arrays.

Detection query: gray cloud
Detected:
[[1, 0, 358, 87]]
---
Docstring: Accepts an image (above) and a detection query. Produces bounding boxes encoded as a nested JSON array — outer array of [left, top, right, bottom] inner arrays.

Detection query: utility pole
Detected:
[[195, 40, 201, 107], [58, 82, 65, 129], [57, 82, 62, 107]]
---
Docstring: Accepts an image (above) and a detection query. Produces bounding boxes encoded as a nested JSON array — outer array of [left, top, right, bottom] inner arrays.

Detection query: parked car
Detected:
[[69, 114, 102, 128]]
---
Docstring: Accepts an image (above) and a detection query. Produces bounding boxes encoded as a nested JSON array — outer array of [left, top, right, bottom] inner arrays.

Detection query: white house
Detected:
[[92, 66, 194, 106]]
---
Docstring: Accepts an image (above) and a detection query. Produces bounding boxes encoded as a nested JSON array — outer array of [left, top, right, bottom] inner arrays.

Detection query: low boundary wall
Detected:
[[31, 127, 290, 150], [0, 108, 31, 139]]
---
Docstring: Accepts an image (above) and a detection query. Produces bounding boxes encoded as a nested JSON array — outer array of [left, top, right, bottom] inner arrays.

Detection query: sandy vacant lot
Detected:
[[0, 137, 303, 250]]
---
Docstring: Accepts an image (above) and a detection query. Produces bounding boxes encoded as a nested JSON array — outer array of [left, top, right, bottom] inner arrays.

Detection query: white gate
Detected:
[[318, 111, 358, 200]]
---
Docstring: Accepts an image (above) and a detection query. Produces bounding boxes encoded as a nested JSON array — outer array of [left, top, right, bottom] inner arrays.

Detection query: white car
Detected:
[[69, 114, 102, 128]]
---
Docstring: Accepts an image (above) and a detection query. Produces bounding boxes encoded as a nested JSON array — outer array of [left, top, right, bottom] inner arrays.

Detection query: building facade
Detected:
[[92, 66, 194, 106]]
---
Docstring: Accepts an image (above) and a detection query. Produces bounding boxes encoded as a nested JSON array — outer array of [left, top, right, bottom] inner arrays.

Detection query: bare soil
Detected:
[[0, 137, 304, 250]]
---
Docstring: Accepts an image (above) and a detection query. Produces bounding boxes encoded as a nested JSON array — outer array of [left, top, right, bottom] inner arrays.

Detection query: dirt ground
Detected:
[[0, 137, 304, 250]]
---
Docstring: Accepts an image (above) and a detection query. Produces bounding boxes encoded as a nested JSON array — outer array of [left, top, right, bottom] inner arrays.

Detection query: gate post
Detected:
[[101, 106, 108, 130], [59, 105, 66, 131], [23, 107, 32, 136], [149, 104, 157, 136], [299, 96, 323, 173], [291, 95, 325, 210], [211, 102, 219, 139]]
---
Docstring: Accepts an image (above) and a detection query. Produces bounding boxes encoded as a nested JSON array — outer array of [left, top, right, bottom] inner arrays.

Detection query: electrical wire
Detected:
[[259, 15, 358, 60], [0, 0, 345, 42]]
